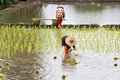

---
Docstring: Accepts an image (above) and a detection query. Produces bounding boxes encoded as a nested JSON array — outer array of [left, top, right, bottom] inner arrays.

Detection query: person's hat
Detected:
[[57, 5, 64, 9], [65, 36, 76, 47]]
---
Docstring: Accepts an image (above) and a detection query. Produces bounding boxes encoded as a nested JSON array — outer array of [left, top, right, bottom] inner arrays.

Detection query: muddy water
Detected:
[[1, 49, 120, 80]]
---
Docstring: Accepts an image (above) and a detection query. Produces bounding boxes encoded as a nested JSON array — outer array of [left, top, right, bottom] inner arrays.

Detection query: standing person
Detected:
[[61, 35, 76, 61], [56, 5, 65, 28]]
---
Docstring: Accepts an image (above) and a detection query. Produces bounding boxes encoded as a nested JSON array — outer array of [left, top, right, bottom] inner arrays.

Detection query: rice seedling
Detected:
[[114, 63, 118, 67], [0, 73, 6, 79], [34, 69, 39, 74], [0, 65, 2, 69], [61, 74, 66, 80], [53, 56, 57, 60], [0, 25, 40, 58], [0, 25, 119, 58], [114, 57, 119, 61]]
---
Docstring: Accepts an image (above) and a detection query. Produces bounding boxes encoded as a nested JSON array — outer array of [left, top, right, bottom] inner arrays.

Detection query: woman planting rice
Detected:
[[61, 35, 76, 61]]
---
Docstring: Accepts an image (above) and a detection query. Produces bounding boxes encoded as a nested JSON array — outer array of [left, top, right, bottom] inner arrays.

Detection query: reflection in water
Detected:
[[0, 4, 120, 25]]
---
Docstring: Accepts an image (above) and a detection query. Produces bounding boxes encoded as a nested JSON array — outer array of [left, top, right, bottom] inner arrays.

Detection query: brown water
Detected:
[[0, 48, 120, 80]]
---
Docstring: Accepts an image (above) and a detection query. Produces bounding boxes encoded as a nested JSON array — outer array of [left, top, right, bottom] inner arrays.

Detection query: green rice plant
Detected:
[[65, 25, 69, 29], [27, 25, 120, 53], [61, 74, 66, 80], [114, 63, 118, 67], [1, 25, 119, 58], [0, 73, 6, 79], [34, 69, 39, 74], [0, 25, 41, 58], [53, 26, 57, 29]]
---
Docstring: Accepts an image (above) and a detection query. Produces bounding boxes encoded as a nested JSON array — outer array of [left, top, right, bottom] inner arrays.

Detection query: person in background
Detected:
[[56, 5, 65, 28], [61, 35, 76, 61]]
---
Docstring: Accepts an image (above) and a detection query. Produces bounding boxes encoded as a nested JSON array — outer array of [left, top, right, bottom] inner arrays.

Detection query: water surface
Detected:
[[0, 4, 120, 25], [0, 28, 120, 80], [1, 49, 120, 80], [0, 3, 120, 80]]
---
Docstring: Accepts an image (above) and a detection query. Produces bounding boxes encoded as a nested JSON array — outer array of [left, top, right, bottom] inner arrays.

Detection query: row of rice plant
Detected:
[[0, 26, 40, 58], [77, 28, 120, 53], [38, 26, 120, 53], [0, 25, 120, 58]]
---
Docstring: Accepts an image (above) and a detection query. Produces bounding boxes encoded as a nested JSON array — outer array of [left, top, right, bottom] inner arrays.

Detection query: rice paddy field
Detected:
[[0, 25, 120, 56], [0, 25, 120, 80]]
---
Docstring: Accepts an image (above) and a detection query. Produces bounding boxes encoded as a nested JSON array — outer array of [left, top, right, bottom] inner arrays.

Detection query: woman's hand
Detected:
[[73, 48, 76, 50]]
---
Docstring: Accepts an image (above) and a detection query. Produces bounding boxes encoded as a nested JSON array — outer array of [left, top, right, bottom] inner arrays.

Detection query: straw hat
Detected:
[[65, 36, 76, 47]]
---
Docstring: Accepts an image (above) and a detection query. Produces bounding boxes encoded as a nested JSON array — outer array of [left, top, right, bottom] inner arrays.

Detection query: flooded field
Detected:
[[0, 26, 120, 80], [0, 4, 120, 25], [0, 2, 120, 80], [1, 49, 120, 80]]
